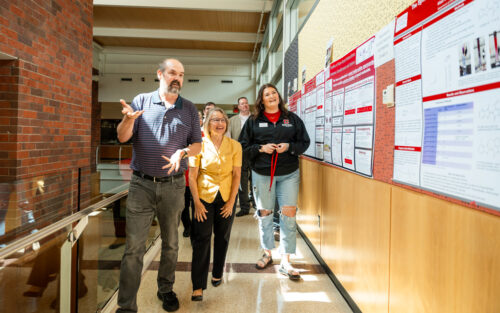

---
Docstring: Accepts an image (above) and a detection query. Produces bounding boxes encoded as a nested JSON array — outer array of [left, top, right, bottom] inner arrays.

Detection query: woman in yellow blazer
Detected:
[[188, 107, 242, 301]]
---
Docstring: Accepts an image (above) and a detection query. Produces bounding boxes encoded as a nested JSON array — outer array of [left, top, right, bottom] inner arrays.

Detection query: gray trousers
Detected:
[[117, 174, 185, 312]]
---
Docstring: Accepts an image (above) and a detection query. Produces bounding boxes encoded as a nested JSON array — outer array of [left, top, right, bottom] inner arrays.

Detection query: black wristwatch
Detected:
[[181, 148, 189, 159]]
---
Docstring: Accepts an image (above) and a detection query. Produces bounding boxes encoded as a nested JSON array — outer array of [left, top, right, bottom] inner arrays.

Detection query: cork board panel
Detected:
[[298, 0, 413, 84]]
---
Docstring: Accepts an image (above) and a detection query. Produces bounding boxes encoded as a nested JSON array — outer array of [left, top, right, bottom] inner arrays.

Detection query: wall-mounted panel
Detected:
[[321, 163, 391, 313], [390, 186, 500, 313], [297, 159, 322, 249]]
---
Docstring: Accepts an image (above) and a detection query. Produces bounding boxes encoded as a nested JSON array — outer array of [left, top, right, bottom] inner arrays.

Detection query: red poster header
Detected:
[[304, 77, 316, 94], [423, 0, 473, 30], [422, 81, 500, 102], [394, 146, 422, 152], [396, 74, 422, 86], [288, 91, 301, 113], [394, 0, 458, 38], [330, 51, 374, 90]]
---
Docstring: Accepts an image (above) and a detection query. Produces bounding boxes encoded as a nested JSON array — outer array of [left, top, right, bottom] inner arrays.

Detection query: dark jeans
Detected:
[[182, 187, 193, 231], [117, 174, 185, 312], [191, 192, 235, 290], [237, 163, 251, 213]]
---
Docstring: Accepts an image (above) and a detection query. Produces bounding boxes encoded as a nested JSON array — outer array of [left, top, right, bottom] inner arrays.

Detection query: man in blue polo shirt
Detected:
[[116, 58, 202, 313]]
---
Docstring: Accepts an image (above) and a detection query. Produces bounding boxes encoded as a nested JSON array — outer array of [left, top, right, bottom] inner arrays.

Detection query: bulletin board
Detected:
[[291, 0, 500, 215]]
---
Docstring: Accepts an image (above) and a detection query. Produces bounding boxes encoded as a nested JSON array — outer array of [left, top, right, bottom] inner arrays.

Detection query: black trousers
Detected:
[[191, 192, 235, 290], [237, 161, 251, 212], [181, 187, 193, 231]]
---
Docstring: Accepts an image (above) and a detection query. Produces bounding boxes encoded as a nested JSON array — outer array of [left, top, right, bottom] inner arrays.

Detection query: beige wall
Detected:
[[298, 0, 411, 80]]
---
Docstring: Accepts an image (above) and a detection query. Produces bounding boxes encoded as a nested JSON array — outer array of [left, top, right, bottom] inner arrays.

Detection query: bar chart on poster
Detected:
[[393, 0, 500, 209]]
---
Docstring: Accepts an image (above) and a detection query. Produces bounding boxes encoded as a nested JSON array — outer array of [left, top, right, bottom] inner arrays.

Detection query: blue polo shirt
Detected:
[[129, 89, 202, 177]]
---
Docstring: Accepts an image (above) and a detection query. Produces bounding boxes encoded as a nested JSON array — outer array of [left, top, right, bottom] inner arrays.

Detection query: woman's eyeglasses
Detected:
[[209, 118, 227, 124]]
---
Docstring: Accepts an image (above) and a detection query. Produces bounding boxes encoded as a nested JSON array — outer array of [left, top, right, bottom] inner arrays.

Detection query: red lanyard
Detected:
[[269, 151, 278, 191]]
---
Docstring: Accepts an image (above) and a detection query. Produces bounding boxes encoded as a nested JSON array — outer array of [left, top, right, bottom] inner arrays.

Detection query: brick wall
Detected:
[[373, 60, 395, 183], [0, 0, 93, 239]]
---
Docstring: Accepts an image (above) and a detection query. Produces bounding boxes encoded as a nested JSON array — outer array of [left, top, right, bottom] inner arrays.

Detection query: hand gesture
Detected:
[[260, 143, 277, 154], [276, 143, 289, 154], [220, 201, 234, 218], [120, 99, 144, 120], [161, 150, 183, 175], [194, 200, 208, 222]]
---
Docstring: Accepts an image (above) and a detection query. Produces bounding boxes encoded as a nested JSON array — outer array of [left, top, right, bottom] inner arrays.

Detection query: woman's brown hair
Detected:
[[252, 83, 288, 119]]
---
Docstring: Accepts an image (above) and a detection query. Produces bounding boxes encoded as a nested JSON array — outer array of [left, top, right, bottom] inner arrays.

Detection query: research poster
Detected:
[[325, 37, 375, 176], [315, 70, 326, 159], [393, 2, 425, 186], [331, 127, 343, 166], [288, 91, 300, 114], [315, 117, 325, 160], [393, 0, 500, 210], [324, 73, 333, 163], [303, 77, 317, 157], [355, 148, 373, 176], [374, 19, 395, 68], [342, 126, 355, 170]]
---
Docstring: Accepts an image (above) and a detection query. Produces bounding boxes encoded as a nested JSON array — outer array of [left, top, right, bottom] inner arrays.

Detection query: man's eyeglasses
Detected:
[[209, 118, 227, 124]]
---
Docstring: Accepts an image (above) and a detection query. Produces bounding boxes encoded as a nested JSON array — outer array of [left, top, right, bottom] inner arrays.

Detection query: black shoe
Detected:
[[235, 210, 249, 217], [157, 290, 179, 312], [191, 291, 203, 301], [191, 294, 203, 301], [211, 278, 222, 287], [182, 228, 190, 238]]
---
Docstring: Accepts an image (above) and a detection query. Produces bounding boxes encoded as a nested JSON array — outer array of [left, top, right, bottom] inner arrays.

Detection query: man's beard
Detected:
[[168, 80, 181, 94]]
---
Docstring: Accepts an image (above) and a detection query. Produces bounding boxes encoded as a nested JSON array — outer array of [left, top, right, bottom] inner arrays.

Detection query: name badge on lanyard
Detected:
[[259, 123, 268, 127]]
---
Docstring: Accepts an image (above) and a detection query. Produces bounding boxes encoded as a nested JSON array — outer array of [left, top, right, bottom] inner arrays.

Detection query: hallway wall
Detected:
[[0, 0, 93, 237], [296, 0, 500, 312]]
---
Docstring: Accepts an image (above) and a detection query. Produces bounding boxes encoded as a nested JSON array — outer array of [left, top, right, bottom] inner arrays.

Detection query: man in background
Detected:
[[228, 97, 252, 217], [202, 102, 215, 122]]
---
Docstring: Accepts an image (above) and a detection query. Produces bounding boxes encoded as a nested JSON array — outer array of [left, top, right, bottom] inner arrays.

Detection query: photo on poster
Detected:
[[459, 42, 471, 77], [473, 37, 487, 73], [489, 31, 500, 69], [302, 66, 307, 84], [323, 136, 332, 163], [325, 38, 334, 68]]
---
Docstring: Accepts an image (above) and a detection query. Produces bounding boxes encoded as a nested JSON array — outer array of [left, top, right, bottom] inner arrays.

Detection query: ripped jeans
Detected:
[[252, 169, 299, 254]]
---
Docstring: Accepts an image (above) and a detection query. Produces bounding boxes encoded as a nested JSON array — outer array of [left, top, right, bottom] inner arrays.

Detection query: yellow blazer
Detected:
[[189, 136, 242, 203]]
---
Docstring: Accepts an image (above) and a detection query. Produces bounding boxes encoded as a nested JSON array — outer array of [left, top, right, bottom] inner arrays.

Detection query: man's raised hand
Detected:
[[120, 99, 144, 120]]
